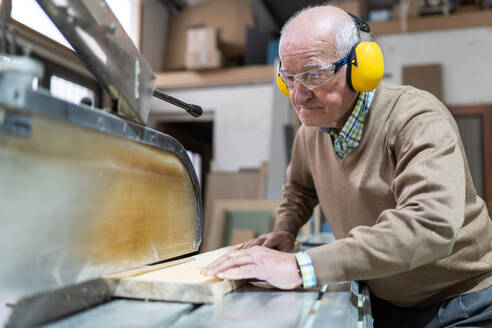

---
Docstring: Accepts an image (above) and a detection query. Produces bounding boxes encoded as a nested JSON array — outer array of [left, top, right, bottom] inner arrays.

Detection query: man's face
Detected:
[[279, 36, 357, 129]]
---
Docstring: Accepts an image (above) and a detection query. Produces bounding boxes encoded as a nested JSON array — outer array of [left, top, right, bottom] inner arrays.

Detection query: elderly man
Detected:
[[203, 5, 492, 327]]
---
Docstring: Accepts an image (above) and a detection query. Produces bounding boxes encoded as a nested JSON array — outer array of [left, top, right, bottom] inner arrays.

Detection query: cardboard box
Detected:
[[164, 0, 255, 70], [186, 27, 219, 53], [185, 27, 222, 69], [185, 49, 222, 69]]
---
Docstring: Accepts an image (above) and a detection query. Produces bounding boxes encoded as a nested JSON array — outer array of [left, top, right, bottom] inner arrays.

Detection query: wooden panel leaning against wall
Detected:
[[449, 105, 492, 214], [200, 167, 269, 253]]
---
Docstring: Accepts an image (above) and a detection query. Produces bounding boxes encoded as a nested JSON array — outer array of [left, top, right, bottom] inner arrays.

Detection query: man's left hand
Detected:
[[201, 246, 303, 290]]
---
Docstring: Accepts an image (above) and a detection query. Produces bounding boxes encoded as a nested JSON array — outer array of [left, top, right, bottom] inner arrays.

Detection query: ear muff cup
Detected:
[[277, 72, 290, 97], [347, 41, 384, 92]]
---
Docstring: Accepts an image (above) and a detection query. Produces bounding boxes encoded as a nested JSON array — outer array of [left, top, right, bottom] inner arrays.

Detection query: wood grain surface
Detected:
[[106, 246, 245, 303]]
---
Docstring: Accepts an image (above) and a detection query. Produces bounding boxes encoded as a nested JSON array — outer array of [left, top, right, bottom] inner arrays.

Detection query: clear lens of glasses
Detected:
[[281, 64, 336, 89]]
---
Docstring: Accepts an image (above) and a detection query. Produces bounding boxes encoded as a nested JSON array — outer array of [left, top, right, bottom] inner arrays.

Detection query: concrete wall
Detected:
[[376, 27, 492, 105]]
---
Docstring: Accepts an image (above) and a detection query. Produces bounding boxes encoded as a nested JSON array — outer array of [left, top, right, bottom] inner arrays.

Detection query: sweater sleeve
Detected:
[[274, 127, 319, 236], [306, 111, 466, 284]]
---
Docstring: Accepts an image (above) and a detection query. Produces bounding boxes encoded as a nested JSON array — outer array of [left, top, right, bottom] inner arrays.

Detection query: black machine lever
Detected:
[[153, 88, 203, 118]]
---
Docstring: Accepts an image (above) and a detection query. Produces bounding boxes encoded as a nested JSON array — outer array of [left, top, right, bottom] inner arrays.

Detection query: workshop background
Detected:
[[143, 0, 492, 251], [0, 0, 491, 326], [11, 0, 492, 252]]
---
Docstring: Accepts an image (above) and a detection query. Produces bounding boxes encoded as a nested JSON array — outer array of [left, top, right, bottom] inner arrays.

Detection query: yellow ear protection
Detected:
[[276, 64, 291, 97], [345, 13, 384, 92], [277, 12, 384, 96]]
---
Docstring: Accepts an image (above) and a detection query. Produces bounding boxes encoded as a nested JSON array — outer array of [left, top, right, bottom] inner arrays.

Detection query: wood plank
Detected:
[[230, 229, 255, 245], [103, 257, 193, 280], [155, 65, 275, 89], [402, 64, 443, 101], [372, 10, 492, 35], [107, 246, 245, 303], [449, 105, 492, 206], [222, 211, 272, 247], [204, 170, 265, 248], [206, 199, 282, 252], [201, 170, 269, 253]]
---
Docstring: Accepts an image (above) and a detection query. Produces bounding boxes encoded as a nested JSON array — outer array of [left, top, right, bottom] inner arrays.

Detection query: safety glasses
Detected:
[[279, 53, 350, 89]]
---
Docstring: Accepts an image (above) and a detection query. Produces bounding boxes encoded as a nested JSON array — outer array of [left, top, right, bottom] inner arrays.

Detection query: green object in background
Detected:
[[222, 210, 272, 247]]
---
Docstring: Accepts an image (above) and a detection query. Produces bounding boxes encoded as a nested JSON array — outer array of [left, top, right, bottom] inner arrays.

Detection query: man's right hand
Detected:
[[238, 231, 296, 252]]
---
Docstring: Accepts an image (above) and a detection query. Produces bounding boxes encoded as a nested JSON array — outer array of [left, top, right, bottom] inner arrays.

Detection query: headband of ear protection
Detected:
[[277, 12, 384, 97]]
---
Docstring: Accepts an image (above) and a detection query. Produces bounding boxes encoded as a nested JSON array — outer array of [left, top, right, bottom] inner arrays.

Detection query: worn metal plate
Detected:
[[0, 110, 31, 137], [7, 279, 113, 328], [309, 282, 359, 328], [41, 299, 193, 328], [173, 284, 318, 328]]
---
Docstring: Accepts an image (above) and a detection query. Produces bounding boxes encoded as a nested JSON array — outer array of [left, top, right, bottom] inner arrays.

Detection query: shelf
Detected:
[[371, 10, 492, 35], [155, 10, 491, 89], [155, 65, 275, 90]]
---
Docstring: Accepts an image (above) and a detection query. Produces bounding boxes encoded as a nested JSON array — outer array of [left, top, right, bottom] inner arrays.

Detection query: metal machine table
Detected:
[[41, 281, 372, 328]]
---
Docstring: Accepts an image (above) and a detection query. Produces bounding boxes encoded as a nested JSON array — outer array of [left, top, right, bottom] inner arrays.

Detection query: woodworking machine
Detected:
[[0, 1, 372, 327]]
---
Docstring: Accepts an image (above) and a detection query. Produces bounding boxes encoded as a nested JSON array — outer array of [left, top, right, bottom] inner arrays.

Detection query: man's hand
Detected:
[[238, 231, 296, 252], [201, 246, 303, 290]]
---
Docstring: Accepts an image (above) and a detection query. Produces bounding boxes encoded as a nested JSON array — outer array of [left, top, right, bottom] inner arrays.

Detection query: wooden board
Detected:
[[201, 169, 268, 252], [449, 105, 492, 206], [402, 64, 442, 101], [371, 10, 492, 35], [103, 258, 193, 280], [205, 199, 282, 252], [222, 211, 272, 247], [230, 229, 255, 245], [106, 246, 245, 303], [155, 65, 274, 89]]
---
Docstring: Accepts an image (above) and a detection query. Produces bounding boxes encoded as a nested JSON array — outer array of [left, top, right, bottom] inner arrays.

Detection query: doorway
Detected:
[[155, 120, 214, 203]]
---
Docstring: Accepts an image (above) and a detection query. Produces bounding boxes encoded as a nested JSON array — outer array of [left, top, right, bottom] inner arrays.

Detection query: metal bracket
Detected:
[[0, 110, 31, 137]]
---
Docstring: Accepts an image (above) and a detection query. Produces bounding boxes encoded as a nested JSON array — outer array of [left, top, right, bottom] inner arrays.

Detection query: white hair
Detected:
[[280, 5, 361, 59]]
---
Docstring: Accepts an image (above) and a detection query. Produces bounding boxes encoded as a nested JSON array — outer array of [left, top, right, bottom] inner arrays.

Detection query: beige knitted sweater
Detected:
[[275, 82, 492, 307]]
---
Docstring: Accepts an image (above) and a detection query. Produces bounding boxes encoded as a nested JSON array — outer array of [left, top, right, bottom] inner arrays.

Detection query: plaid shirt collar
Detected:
[[320, 90, 375, 159]]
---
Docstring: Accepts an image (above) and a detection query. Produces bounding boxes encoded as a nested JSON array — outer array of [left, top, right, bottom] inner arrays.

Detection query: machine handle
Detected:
[[153, 88, 203, 118]]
